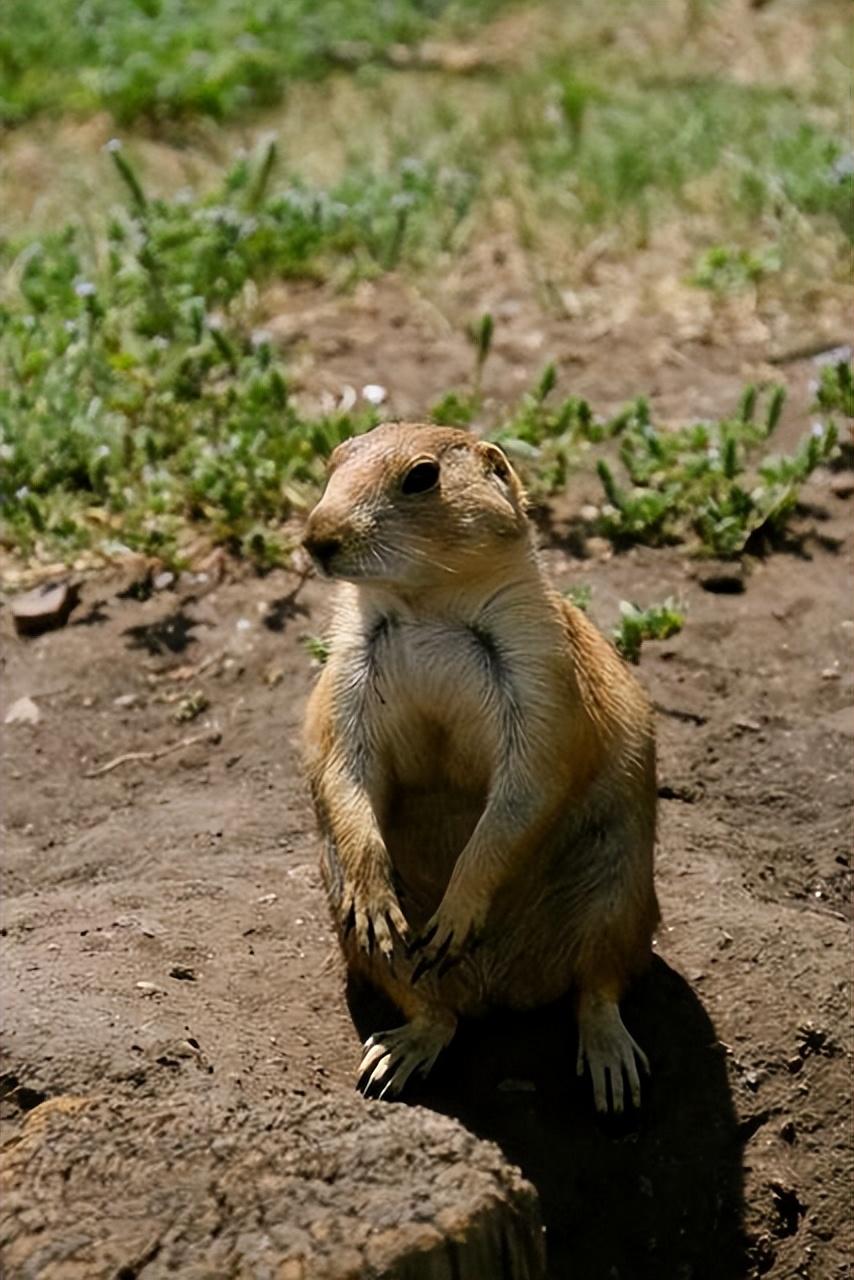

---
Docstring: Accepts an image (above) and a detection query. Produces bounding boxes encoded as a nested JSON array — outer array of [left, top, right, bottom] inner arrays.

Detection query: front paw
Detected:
[[408, 893, 486, 983], [341, 880, 409, 963]]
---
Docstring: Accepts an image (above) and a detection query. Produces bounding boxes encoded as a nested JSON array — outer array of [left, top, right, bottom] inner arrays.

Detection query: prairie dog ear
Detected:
[[477, 441, 513, 482], [476, 440, 527, 511]]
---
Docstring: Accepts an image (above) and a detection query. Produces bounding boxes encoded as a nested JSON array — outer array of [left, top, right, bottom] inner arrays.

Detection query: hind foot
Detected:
[[576, 992, 649, 1114], [357, 1011, 457, 1101]]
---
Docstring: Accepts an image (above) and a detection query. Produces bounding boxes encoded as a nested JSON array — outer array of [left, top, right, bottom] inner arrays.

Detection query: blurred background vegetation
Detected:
[[0, 0, 851, 571]]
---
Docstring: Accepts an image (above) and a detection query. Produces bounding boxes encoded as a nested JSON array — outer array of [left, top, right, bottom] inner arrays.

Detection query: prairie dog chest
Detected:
[[353, 613, 507, 786]]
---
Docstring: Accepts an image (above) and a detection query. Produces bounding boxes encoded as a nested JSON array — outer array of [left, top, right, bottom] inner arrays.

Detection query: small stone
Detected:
[[585, 536, 612, 560], [113, 693, 139, 709], [11, 581, 80, 636], [256, 892, 278, 905], [136, 981, 164, 996], [829, 473, 854, 499], [362, 383, 387, 406], [338, 384, 358, 412], [735, 718, 761, 732], [4, 696, 41, 725], [169, 965, 198, 982], [153, 570, 175, 591]]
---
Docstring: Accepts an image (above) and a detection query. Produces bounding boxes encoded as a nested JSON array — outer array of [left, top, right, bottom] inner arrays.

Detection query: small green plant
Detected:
[[613, 599, 685, 664], [430, 390, 478, 427], [490, 363, 626, 496], [430, 311, 494, 426], [302, 634, 330, 665], [815, 357, 854, 420], [563, 584, 592, 612], [470, 311, 494, 393], [692, 244, 781, 292], [594, 385, 837, 556], [174, 691, 210, 723], [557, 74, 604, 150]]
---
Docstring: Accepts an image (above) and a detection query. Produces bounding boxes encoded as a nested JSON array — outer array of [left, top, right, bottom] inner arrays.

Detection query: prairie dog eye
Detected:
[[401, 458, 440, 495]]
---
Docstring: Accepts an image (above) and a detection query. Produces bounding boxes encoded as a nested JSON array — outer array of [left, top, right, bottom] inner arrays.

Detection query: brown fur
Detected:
[[301, 422, 659, 1105]]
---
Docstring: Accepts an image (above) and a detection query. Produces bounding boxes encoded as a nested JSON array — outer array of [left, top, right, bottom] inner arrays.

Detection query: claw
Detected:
[[409, 921, 438, 954], [364, 1053, 403, 1097], [356, 1015, 456, 1102], [411, 928, 456, 983], [577, 995, 649, 1114]]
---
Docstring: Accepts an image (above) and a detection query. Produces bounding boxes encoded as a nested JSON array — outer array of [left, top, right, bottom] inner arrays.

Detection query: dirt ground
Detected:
[[1, 310, 852, 1278]]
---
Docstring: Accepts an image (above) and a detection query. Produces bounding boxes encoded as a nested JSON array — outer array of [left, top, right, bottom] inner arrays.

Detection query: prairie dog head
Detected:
[[302, 422, 529, 587]]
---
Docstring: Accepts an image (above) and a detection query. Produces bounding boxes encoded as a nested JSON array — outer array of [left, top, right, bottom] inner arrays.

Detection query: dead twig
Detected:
[[84, 731, 221, 778], [768, 338, 850, 365]]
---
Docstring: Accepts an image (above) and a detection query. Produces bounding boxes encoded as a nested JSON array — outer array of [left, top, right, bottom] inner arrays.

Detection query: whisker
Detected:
[[375, 537, 458, 576]]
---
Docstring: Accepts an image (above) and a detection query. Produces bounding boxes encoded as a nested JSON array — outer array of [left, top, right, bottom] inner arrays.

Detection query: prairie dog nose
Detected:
[[302, 531, 342, 572]]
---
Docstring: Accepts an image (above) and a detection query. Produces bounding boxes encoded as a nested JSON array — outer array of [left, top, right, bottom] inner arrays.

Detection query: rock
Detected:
[[584, 536, 612, 560], [11, 581, 80, 636], [153, 570, 176, 591], [0, 1091, 545, 1279], [113, 693, 139, 709], [135, 981, 164, 996], [829, 473, 854, 499], [4, 697, 41, 726]]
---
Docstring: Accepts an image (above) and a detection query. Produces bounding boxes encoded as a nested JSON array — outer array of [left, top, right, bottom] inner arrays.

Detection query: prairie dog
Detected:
[[301, 422, 659, 1112]]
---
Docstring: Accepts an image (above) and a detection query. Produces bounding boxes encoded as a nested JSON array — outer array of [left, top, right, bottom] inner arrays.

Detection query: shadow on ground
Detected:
[[122, 607, 207, 655], [349, 958, 746, 1280]]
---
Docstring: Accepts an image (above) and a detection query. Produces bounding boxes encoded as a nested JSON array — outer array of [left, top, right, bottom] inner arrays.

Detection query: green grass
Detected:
[[0, 127, 846, 568], [593, 384, 839, 556], [0, 2, 850, 573], [612, 598, 685, 664], [691, 244, 781, 294], [504, 77, 853, 244], [2, 143, 842, 576], [3, 2, 850, 289], [2, 142, 449, 565], [0, 0, 506, 125]]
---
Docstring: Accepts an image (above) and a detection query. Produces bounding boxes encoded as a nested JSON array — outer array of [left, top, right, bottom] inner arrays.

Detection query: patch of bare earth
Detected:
[[1, 318, 851, 1276]]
